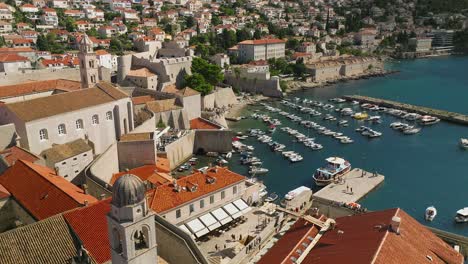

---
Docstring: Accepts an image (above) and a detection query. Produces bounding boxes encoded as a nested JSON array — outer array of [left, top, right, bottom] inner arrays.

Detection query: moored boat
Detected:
[[460, 138, 468, 149], [454, 208, 468, 223], [425, 206, 437, 221], [265, 192, 279, 203], [313, 157, 351, 187], [419, 115, 440, 125]]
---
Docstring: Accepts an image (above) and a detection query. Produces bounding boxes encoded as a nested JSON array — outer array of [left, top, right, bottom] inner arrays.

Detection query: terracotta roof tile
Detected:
[[190, 117, 222, 130], [111, 164, 172, 186], [0, 183, 10, 199], [0, 160, 98, 220], [0, 146, 40, 166], [148, 166, 245, 213], [3, 82, 128, 122], [163, 85, 200, 97], [127, 67, 156, 77], [132, 95, 155, 105], [63, 199, 112, 264], [0, 53, 29, 62], [238, 38, 286, 45], [119, 132, 153, 142], [0, 79, 80, 99]]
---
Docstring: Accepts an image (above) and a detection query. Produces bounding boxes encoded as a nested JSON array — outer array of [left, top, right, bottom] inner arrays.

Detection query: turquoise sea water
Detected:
[[229, 56, 468, 236]]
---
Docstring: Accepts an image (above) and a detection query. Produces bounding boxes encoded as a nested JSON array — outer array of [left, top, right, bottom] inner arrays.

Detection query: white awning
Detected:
[[186, 218, 209, 238], [212, 207, 233, 225], [178, 225, 195, 239], [199, 212, 221, 231], [223, 203, 241, 219], [233, 199, 251, 214]]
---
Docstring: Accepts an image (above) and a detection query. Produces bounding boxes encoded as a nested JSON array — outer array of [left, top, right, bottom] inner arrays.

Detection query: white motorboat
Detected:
[[419, 115, 440, 125], [403, 127, 421, 135], [249, 167, 269, 175], [454, 208, 468, 223], [425, 206, 437, 221], [460, 138, 468, 149], [265, 192, 279, 203], [289, 154, 303, 162], [340, 138, 354, 144], [338, 120, 349, 126]]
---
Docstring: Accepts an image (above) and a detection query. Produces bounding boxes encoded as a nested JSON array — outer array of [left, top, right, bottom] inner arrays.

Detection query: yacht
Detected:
[[248, 167, 269, 175], [419, 115, 440, 125], [425, 206, 437, 221], [340, 137, 354, 144], [367, 130, 382, 138], [265, 192, 279, 203], [367, 116, 382, 123], [289, 154, 303, 162], [455, 208, 468, 223], [353, 112, 368, 120], [402, 127, 421, 135], [313, 157, 351, 187], [460, 138, 468, 149]]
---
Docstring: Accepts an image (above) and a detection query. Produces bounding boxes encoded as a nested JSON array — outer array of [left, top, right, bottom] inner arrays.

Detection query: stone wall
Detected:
[[164, 130, 195, 170], [88, 143, 120, 186], [0, 198, 35, 233], [117, 139, 157, 171], [201, 87, 238, 110], [193, 130, 233, 154], [0, 68, 80, 85], [224, 75, 283, 98], [154, 215, 208, 264]]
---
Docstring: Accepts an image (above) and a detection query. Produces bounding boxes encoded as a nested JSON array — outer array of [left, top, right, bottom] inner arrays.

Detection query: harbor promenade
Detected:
[[344, 95, 468, 125], [313, 168, 385, 204]]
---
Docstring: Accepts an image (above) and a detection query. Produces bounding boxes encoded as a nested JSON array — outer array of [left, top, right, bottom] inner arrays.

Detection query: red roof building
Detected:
[[0, 160, 98, 220], [258, 208, 464, 264], [111, 165, 173, 186], [147, 166, 245, 213], [190, 117, 223, 130], [0, 146, 40, 166], [0, 53, 29, 62], [238, 38, 286, 45]]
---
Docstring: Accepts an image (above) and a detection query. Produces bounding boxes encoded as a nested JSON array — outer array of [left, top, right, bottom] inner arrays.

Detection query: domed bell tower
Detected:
[[107, 174, 158, 264], [78, 34, 99, 89]]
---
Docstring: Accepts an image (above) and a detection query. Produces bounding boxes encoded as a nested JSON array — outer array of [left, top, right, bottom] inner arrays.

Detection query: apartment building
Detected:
[[236, 38, 286, 63]]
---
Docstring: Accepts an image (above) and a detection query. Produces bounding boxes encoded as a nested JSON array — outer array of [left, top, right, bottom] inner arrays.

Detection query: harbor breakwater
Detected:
[[344, 95, 468, 126]]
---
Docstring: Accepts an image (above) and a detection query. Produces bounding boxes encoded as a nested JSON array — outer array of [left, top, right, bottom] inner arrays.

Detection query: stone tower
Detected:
[[78, 34, 99, 89], [107, 174, 158, 264]]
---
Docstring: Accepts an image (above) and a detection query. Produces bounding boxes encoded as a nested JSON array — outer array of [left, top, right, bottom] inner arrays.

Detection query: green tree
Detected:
[[191, 57, 223, 86], [211, 15, 221, 26], [221, 29, 237, 49], [185, 16, 195, 28], [109, 37, 124, 55], [86, 28, 98, 37], [184, 73, 213, 95]]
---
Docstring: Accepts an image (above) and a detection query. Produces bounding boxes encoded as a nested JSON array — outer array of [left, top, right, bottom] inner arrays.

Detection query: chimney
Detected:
[[100, 194, 106, 200], [84, 200, 89, 206], [390, 216, 401, 234], [82, 184, 89, 194]]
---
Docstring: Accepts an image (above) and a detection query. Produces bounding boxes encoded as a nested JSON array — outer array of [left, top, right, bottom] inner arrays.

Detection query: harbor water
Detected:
[[228, 56, 468, 236]]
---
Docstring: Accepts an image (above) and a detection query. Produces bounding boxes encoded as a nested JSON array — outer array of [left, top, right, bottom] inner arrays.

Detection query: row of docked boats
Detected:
[[359, 103, 441, 125], [281, 127, 324, 150], [274, 103, 354, 144]]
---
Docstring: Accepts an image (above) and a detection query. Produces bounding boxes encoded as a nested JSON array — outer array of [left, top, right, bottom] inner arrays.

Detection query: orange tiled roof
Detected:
[[148, 166, 245, 213], [190, 117, 222, 130], [0, 146, 40, 166], [111, 165, 173, 186], [0, 184, 10, 199], [12, 38, 33, 44], [163, 85, 200, 97], [238, 38, 286, 45], [0, 79, 80, 99], [95, 49, 109, 55], [63, 199, 112, 264], [132, 95, 155, 105], [155, 155, 170, 173], [127, 67, 156, 77], [0, 160, 98, 220], [0, 53, 29, 62]]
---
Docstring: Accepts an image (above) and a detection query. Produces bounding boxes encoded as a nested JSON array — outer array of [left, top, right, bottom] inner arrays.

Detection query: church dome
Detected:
[[111, 174, 146, 207]]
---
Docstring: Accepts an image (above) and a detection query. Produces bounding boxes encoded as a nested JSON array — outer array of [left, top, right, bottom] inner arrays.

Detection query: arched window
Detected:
[[39, 129, 48, 141], [76, 119, 84, 129], [133, 226, 150, 251], [106, 111, 113, 120], [58, 124, 66, 135], [92, 114, 99, 125]]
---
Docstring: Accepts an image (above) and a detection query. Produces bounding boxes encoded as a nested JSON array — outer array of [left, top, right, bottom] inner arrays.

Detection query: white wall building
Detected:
[[237, 38, 286, 63], [0, 82, 134, 155]]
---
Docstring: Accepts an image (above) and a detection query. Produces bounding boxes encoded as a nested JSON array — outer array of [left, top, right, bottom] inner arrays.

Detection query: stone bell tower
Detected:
[[78, 34, 99, 89], [107, 174, 158, 264]]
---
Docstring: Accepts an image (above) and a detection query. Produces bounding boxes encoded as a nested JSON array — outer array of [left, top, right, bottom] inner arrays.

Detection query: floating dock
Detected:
[[313, 168, 384, 204], [344, 95, 468, 126]]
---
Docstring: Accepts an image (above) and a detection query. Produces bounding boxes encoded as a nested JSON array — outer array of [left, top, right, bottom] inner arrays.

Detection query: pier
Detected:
[[344, 95, 468, 126], [313, 168, 385, 204]]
